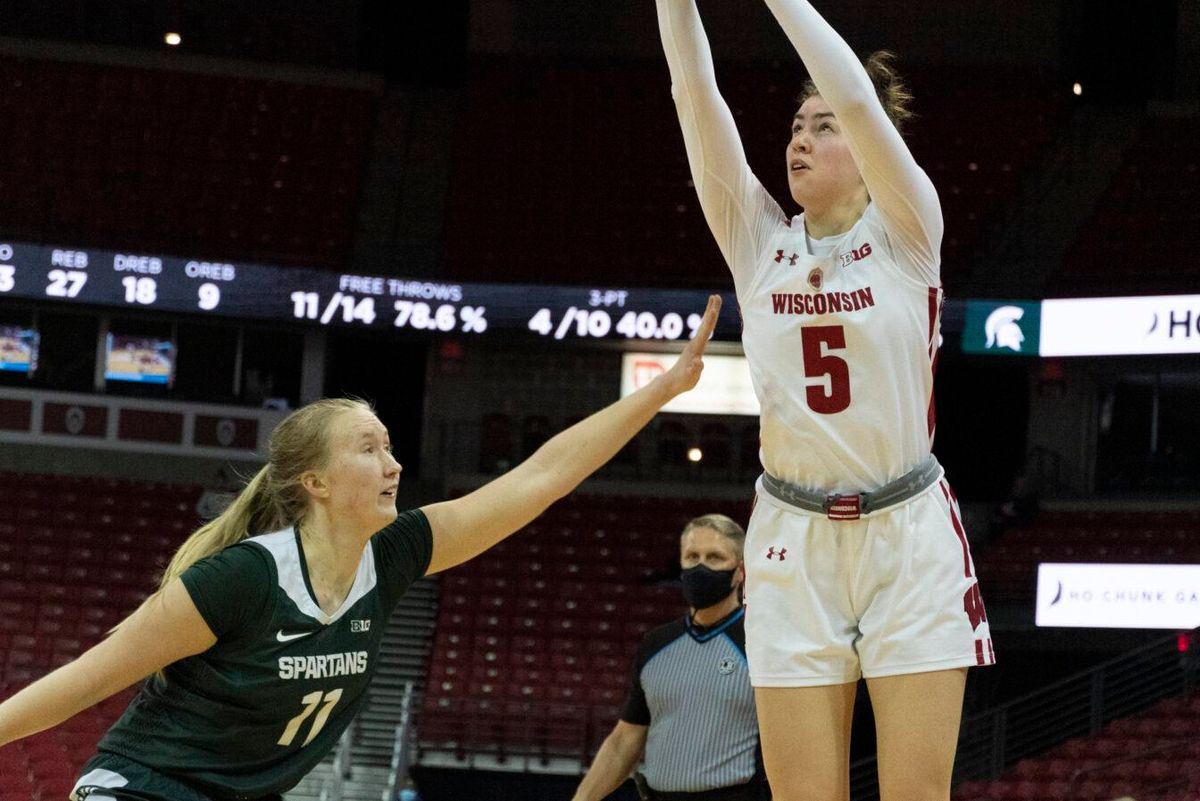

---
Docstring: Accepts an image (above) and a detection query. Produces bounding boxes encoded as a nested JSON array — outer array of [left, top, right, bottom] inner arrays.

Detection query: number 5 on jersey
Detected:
[[801, 326, 851, 414], [278, 688, 343, 748]]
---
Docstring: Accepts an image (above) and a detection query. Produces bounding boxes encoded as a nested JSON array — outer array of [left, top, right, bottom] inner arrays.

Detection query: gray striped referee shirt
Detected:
[[621, 607, 762, 793]]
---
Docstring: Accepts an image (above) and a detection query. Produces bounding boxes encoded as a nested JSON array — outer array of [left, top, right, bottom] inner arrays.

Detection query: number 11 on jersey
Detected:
[[278, 688, 343, 748]]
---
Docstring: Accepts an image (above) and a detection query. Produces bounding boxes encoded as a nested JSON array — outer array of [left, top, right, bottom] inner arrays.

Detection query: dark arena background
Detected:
[[0, 1, 1198, 799]]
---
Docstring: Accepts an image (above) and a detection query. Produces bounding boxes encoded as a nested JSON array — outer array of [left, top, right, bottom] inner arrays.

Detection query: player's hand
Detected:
[[657, 294, 721, 397]]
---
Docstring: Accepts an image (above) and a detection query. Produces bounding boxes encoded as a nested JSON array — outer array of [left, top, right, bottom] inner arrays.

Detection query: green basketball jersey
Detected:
[[94, 509, 432, 799]]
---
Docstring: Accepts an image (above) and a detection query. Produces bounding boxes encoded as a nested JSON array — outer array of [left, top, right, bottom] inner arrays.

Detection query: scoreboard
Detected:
[[0, 239, 968, 343], [0, 240, 745, 343]]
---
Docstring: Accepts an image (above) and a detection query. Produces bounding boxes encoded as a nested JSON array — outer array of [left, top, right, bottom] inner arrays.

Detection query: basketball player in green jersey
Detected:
[[0, 296, 722, 801]]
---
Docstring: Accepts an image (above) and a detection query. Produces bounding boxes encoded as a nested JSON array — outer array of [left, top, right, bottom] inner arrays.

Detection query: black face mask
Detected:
[[680, 564, 738, 610]]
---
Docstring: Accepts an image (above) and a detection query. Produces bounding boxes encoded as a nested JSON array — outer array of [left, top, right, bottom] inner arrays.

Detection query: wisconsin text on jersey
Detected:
[[278, 651, 369, 680], [771, 286, 876, 316]]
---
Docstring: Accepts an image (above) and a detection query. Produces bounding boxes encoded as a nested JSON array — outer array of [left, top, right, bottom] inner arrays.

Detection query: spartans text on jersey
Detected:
[[279, 652, 369, 680], [771, 286, 876, 317]]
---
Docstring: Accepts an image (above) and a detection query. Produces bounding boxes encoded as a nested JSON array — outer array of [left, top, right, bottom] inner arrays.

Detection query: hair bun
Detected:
[[795, 50, 915, 135], [863, 50, 914, 134]]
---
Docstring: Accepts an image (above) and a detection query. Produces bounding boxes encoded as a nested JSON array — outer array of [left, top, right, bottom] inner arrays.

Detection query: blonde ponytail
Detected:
[[123, 398, 373, 640], [156, 465, 284, 590]]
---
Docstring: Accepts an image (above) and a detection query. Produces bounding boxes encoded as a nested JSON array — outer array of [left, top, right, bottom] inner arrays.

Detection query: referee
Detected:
[[572, 514, 769, 801]]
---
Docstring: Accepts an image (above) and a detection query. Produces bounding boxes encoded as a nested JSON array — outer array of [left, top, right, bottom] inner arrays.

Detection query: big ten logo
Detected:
[[350, 619, 371, 633], [838, 242, 872, 269]]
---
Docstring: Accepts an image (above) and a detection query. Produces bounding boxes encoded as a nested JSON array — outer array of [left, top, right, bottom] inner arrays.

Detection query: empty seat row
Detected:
[[974, 510, 1200, 603], [420, 492, 751, 759], [1055, 118, 1200, 295], [0, 56, 375, 269], [952, 690, 1200, 801], [444, 58, 1064, 293]]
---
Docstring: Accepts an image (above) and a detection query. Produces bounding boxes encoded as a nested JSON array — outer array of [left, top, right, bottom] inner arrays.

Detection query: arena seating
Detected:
[[418, 492, 752, 762], [1056, 116, 1200, 296], [0, 691, 134, 801], [0, 472, 201, 800], [953, 693, 1200, 801], [444, 58, 1063, 293], [975, 510, 1200, 604], [0, 56, 375, 269], [420, 498, 1199, 765]]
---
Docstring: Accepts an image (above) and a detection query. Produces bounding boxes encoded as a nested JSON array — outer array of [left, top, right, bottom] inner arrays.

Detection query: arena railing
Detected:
[[320, 720, 355, 801], [384, 682, 416, 801], [414, 632, 1198, 790], [1067, 738, 1200, 799], [849, 628, 1200, 801]]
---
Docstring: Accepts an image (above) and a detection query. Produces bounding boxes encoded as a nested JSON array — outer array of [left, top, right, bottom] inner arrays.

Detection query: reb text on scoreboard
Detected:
[[0, 237, 742, 344]]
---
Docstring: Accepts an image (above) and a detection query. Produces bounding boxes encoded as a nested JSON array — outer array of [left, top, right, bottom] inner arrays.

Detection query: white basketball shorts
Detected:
[[744, 476, 996, 686]]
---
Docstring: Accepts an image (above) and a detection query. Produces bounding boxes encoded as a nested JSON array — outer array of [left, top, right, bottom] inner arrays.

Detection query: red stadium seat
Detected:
[[0, 56, 375, 269], [421, 492, 751, 760]]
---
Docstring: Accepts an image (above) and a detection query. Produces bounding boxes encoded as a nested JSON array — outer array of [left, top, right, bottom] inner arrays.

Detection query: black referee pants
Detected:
[[645, 781, 770, 801]]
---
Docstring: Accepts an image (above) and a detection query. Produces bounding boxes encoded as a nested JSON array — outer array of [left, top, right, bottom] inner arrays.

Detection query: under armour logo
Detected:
[[765, 546, 787, 561], [774, 250, 799, 266]]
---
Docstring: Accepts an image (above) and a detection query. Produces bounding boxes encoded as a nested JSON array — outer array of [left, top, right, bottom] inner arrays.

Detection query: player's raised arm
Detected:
[[420, 295, 721, 575], [763, 0, 942, 278], [0, 579, 216, 748], [656, 0, 783, 287]]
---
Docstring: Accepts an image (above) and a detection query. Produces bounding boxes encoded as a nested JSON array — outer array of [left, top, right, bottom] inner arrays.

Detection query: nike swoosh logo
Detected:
[[276, 630, 313, 642]]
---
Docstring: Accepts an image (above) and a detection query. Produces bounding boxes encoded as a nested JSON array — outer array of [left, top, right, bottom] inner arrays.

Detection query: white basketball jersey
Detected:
[[739, 202, 942, 492]]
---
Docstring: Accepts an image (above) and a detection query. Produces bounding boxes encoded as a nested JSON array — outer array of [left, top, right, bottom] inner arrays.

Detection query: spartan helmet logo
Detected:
[[984, 306, 1026, 351]]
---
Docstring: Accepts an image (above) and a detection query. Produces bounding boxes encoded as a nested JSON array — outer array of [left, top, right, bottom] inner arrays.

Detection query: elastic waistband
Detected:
[[760, 455, 943, 520]]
